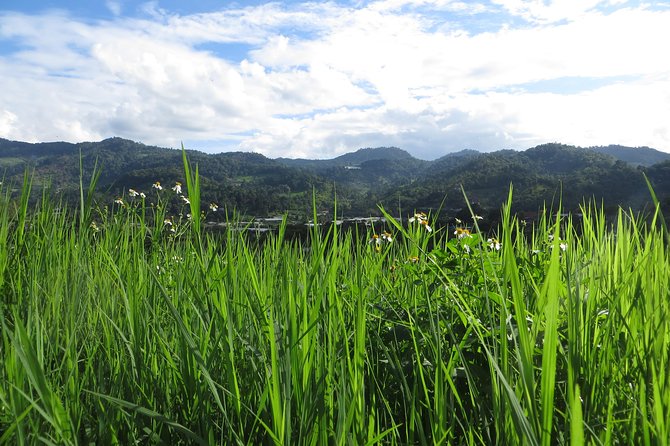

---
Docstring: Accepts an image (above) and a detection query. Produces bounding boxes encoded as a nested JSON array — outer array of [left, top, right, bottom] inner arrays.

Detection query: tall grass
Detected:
[[0, 160, 669, 444]]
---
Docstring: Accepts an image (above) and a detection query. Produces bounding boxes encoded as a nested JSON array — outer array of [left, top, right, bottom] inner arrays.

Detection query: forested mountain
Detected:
[[590, 145, 670, 166], [1, 138, 669, 219], [277, 146, 419, 168], [383, 144, 654, 217], [0, 137, 328, 216]]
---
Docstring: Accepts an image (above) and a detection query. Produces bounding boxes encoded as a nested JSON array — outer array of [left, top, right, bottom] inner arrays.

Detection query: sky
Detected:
[[0, 1, 669, 160]]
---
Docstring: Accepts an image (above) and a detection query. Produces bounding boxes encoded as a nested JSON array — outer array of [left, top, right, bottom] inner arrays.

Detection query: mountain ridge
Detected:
[[1, 137, 669, 218]]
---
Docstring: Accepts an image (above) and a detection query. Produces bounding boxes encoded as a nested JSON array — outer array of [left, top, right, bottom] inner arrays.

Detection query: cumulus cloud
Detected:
[[0, 1, 668, 158], [0, 110, 18, 136]]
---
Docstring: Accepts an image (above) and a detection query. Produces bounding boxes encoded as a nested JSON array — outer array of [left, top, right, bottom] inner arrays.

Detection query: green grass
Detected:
[[0, 161, 669, 445]]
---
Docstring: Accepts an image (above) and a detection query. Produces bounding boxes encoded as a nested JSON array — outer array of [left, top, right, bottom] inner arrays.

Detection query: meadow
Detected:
[[0, 156, 669, 445]]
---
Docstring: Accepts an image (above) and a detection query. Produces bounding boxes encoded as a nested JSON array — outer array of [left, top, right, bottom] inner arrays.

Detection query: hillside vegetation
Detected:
[[1, 138, 669, 219]]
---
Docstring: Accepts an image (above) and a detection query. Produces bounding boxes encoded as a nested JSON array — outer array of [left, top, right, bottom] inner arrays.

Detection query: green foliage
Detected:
[[3, 138, 669, 221], [1, 163, 669, 444]]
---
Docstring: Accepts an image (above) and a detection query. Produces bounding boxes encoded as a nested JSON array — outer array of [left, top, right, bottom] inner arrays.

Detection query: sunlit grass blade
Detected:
[[182, 143, 201, 234], [7, 319, 74, 445], [500, 185, 540, 443], [79, 150, 102, 229], [643, 172, 668, 236], [570, 384, 584, 446], [150, 269, 225, 415], [539, 212, 563, 445]]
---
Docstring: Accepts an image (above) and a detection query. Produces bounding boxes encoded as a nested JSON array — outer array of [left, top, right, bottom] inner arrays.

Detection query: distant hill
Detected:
[[0, 137, 326, 216], [384, 143, 655, 215], [424, 149, 482, 177], [2, 138, 669, 219], [589, 145, 670, 166], [277, 146, 417, 168], [331, 146, 417, 164], [276, 147, 429, 199]]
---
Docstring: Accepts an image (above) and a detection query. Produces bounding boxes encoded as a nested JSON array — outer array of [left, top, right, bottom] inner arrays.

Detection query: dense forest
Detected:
[[1, 137, 670, 221]]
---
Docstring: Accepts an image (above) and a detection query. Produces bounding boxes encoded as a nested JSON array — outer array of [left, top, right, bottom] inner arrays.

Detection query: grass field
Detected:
[[1, 158, 669, 445]]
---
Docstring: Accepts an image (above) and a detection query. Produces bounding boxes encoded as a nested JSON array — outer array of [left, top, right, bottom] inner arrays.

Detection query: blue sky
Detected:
[[1, 0, 669, 159]]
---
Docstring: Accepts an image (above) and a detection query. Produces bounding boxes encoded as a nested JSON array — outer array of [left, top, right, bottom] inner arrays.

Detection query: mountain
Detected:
[[589, 145, 670, 166], [0, 137, 327, 216], [422, 149, 483, 178], [1, 138, 669, 219], [383, 143, 653, 215], [277, 146, 417, 168], [277, 147, 429, 205]]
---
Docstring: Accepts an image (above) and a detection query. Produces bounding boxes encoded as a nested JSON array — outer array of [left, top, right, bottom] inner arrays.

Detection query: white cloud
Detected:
[[106, 1, 122, 16], [139, 1, 169, 20], [491, 0, 605, 24], [505, 76, 670, 149], [0, 2, 669, 158], [0, 110, 18, 136]]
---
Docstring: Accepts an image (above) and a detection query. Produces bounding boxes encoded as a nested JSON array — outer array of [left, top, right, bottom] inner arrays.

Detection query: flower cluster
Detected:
[[454, 227, 471, 239], [112, 181, 220, 225], [163, 217, 176, 233], [128, 188, 146, 199], [487, 237, 502, 251], [409, 212, 432, 232], [112, 187, 148, 208], [548, 234, 568, 251], [369, 231, 393, 252]]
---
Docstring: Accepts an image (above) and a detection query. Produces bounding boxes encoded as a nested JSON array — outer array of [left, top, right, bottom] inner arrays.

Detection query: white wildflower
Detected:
[[409, 212, 427, 224], [487, 238, 502, 251], [409, 212, 432, 232], [454, 227, 471, 239]]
